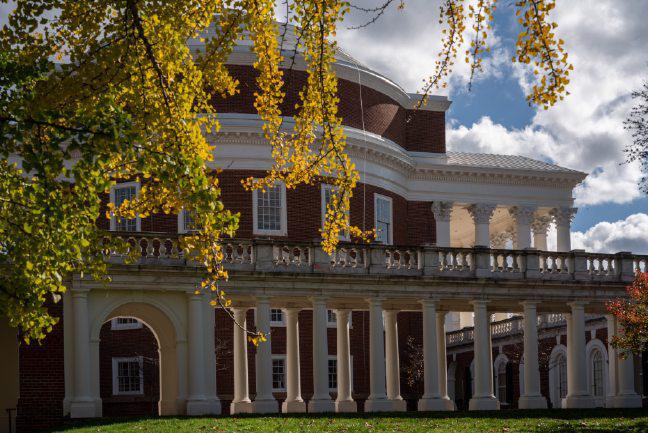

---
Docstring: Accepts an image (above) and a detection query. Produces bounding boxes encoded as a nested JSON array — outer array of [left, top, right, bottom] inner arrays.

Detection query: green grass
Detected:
[[44, 409, 648, 433]]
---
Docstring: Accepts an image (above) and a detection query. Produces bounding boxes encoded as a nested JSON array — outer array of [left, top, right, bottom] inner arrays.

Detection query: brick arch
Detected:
[[97, 302, 181, 416]]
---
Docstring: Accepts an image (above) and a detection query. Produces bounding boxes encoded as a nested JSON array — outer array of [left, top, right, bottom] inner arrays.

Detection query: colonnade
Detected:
[[227, 297, 643, 414], [431, 202, 576, 251]]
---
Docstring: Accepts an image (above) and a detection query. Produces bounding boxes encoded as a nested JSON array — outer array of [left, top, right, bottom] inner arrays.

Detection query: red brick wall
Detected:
[[16, 303, 65, 433], [99, 321, 160, 417], [100, 172, 437, 246], [212, 65, 446, 153]]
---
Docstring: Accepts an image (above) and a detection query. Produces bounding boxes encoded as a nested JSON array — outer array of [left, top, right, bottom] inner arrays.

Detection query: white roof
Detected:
[[446, 152, 583, 174]]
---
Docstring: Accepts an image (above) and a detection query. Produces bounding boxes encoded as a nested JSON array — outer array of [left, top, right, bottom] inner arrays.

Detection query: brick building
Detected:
[[1, 21, 647, 433]]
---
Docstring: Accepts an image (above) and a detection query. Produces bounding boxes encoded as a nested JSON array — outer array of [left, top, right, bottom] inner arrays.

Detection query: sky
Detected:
[[336, 0, 648, 254], [2, 1, 647, 254]]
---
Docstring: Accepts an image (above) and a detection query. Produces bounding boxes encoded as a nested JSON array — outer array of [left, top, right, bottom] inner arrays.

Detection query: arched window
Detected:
[[557, 353, 567, 399], [591, 350, 604, 397], [497, 362, 507, 403]]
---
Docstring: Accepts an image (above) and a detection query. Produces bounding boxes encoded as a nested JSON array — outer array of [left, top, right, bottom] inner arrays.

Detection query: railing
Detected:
[[446, 316, 523, 346], [101, 233, 642, 283]]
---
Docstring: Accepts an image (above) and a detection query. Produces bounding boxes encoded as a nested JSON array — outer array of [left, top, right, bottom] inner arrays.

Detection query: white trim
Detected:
[[548, 344, 568, 408], [110, 317, 142, 331], [112, 356, 144, 395], [177, 209, 200, 234], [252, 181, 287, 236], [586, 338, 609, 407], [109, 181, 141, 232], [374, 194, 393, 245], [321, 184, 350, 241], [271, 354, 287, 392]]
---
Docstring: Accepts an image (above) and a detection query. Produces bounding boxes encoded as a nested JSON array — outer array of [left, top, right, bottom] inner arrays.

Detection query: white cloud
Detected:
[[571, 213, 648, 254]]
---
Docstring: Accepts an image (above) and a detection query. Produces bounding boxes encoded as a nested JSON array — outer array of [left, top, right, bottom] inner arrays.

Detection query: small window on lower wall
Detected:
[[272, 355, 286, 391], [111, 317, 142, 330], [112, 356, 143, 395], [328, 355, 353, 392]]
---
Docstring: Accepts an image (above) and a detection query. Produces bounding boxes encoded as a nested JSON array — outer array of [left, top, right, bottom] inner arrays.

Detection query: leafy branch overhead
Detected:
[[0, 0, 572, 342]]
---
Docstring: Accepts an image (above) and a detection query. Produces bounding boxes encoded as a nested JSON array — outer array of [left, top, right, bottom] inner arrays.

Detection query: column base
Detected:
[[160, 399, 180, 416], [364, 397, 394, 412], [252, 398, 279, 414], [308, 398, 335, 413], [518, 395, 548, 409], [282, 399, 307, 413], [613, 394, 643, 408], [417, 397, 455, 411], [230, 400, 253, 414], [562, 395, 595, 409], [335, 399, 357, 413], [388, 398, 407, 412], [187, 398, 219, 416], [469, 396, 500, 411], [70, 399, 100, 418]]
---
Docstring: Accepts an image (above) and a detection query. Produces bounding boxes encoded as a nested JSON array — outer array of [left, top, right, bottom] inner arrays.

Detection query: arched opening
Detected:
[[493, 354, 513, 407], [548, 345, 567, 408], [99, 318, 160, 416], [585, 338, 608, 408], [96, 302, 180, 416]]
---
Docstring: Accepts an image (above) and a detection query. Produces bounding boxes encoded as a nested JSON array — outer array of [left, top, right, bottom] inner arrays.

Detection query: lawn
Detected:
[[45, 409, 648, 433]]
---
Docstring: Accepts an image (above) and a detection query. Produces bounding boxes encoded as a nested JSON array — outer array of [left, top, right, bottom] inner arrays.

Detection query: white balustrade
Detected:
[[385, 249, 419, 270], [331, 247, 366, 268], [490, 251, 523, 273], [634, 256, 647, 273], [222, 242, 254, 264], [438, 249, 473, 272], [539, 252, 571, 274], [273, 245, 311, 267], [586, 254, 616, 276]]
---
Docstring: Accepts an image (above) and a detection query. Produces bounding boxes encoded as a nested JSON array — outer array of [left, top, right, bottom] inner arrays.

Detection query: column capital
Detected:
[[551, 207, 578, 225], [419, 299, 438, 308], [567, 301, 588, 309], [256, 295, 272, 304], [310, 296, 328, 306], [70, 288, 90, 298], [365, 297, 385, 306], [431, 201, 454, 222], [489, 230, 512, 249], [530, 215, 552, 234], [519, 300, 542, 308], [283, 307, 301, 317], [469, 299, 491, 308], [509, 206, 536, 224], [467, 203, 496, 224]]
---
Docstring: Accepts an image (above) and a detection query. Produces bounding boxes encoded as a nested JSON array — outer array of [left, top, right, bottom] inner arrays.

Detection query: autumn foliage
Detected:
[[607, 272, 648, 356]]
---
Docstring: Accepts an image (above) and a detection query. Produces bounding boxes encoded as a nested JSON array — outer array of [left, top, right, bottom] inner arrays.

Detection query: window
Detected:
[[110, 182, 140, 232], [321, 184, 349, 240], [253, 182, 287, 236], [374, 194, 393, 245], [496, 362, 507, 403], [178, 209, 200, 233], [270, 309, 285, 326], [591, 350, 604, 397], [111, 317, 142, 330], [112, 357, 143, 395], [557, 354, 567, 399], [327, 310, 337, 327], [272, 356, 286, 391], [328, 357, 337, 390]]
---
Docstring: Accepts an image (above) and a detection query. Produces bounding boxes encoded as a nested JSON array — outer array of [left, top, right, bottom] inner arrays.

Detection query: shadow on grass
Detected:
[[45, 408, 648, 432]]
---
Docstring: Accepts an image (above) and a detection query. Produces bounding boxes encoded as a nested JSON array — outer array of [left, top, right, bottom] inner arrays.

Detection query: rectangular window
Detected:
[[270, 309, 285, 326], [272, 356, 286, 391], [110, 182, 140, 232], [112, 357, 143, 395], [253, 182, 287, 236], [374, 194, 393, 245], [111, 317, 142, 330], [328, 357, 337, 390], [327, 310, 337, 326], [321, 184, 349, 240], [178, 209, 200, 233]]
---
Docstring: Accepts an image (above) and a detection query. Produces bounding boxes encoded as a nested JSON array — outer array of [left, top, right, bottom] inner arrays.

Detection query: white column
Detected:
[[436, 311, 455, 410], [384, 310, 406, 411], [563, 302, 594, 408], [335, 309, 357, 412], [186, 293, 210, 415], [202, 297, 221, 414], [431, 201, 454, 247], [70, 289, 98, 418], [531, 215, 551, 251], [551, 207, 577, 252], [509, 206, 535, 249], [282, 308, 306, 413], [518, 301, 547, 409], [607, 315, 643, 408], [418, 302, 453, 411], [308, 297, 335, 412], [467, 203, 496, 247], [469, 300, 499, 410], [365, 298, 391, 412], [606, 314, 619, 408], [231, 307, 253, 414], [253, 296, 278, 413]]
